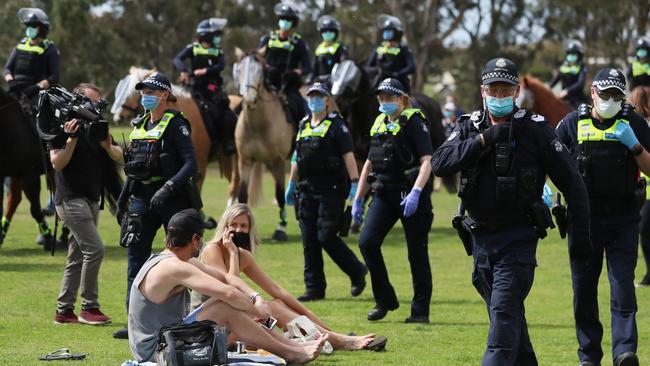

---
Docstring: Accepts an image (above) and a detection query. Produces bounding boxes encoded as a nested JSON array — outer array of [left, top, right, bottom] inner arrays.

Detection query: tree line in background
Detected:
[[0, 0, 648, 113]]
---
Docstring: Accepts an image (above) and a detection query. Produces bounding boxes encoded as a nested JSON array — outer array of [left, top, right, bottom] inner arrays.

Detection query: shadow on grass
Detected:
[[0, 262, 61, 272], [0, 246, 51, 257]]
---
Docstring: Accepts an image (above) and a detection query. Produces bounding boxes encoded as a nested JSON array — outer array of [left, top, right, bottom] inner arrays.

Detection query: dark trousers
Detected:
[[358, 188, 433, 316], [639, 200, 650, 283], [569, 216, 638, 363], [471, 226, 538, 366], [298, 191, 366, 295], [125, 195, 191, 309]]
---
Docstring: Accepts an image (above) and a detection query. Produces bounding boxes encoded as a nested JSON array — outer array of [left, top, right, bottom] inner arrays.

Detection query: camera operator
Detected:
[[50, 83, 122, 325]]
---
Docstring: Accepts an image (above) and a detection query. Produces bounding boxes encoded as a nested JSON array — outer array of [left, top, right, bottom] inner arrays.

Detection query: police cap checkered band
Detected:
[[592, 68, 626, 93], [375, 78, 407, 96], [135, 72, 172, 92], [481, 58, 519, 86], [307, 83, 331, 97]]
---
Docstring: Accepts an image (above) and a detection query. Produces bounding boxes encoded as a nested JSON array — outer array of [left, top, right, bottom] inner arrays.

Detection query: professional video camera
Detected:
[[36, 85, 109, 142]]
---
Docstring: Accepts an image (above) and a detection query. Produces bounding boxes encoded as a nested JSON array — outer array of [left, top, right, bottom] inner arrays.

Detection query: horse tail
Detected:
[[217, 150, 234, 181], [247, 162, 263, 207]]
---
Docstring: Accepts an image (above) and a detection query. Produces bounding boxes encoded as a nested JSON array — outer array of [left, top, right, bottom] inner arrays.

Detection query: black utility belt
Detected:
[[297, 180, 345, 193], [466, 216, 529, 231]]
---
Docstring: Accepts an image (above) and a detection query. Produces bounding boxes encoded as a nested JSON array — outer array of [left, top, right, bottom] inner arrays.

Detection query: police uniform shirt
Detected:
[[257, 32, 312, 75], [172, 43, 225, 82], [366, 43, 415, 80], [312, 41, 348, 79], [297, 113, 353, 180], [48, 135, 104, 205], [432, 108, 590, 240], [549, 61, 586, 97], [3, 38, 60, 85], [134, 112, 198, 190]]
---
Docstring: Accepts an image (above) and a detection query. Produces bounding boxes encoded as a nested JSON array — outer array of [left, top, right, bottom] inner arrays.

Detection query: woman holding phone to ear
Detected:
[[192, 203, 385, 352]]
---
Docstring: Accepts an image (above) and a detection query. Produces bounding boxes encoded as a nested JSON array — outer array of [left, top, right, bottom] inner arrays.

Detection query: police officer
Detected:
[[352, 78, 433, 323], [112, 72, 199, 340], [308, 15, 347, 85], [284, 82, 367, 302], [173, 18, 237, 154], [365, 15, 415, 94], [257, 2, 311, 126], [556, 68, 650, 366], [3, 7, 60, 104], [549, 40, 587, 108], [627, 37, 650, 91], [432, 58, 592, 366]]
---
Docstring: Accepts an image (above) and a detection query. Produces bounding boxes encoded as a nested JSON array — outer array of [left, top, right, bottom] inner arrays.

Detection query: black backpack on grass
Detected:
[[157, 320, 228, 366]]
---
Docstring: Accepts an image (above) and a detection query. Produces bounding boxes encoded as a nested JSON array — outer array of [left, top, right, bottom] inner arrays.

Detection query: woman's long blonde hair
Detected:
[[203, 204, 261, 256]]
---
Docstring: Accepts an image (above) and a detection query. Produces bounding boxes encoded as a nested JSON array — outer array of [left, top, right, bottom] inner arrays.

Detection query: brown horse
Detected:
[[233, 48, 293, 241], [630, 86, 650, 119], [516, 74, 573, 127], [111, 67, 238, 213]]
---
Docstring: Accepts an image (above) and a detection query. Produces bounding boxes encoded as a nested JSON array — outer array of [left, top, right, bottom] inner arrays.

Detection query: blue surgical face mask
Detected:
[[638, 48, 648, 59], [279, 19, 293, 31], [379, 101, 399, 116], [307, 96, 326, 114], [25, 26, 38, 39], [382, 29, 394, 41], [212, 36, 221, 47], [140, 94, 160, 111], [321, 31, 336, 42], [485, 96, 514, 117], [443, 110, 453, 118], [566, 53, 578, 63]]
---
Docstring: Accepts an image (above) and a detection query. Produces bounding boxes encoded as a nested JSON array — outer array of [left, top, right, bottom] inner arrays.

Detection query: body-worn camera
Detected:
[[36, 86, 109, 143]]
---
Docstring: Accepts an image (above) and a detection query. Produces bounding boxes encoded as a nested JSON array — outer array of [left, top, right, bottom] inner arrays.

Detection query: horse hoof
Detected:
[[271, 230, 288, 242], [350, 223, 360, 234], [203, 217, 217, 230]]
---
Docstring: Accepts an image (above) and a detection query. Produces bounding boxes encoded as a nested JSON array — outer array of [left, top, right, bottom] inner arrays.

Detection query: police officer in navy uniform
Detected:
[[627, 37, 650, 91], [365, 15, 415, 94], [549, 40, 587, 109], [308, 15, 347, 85], [556, 68, 650, 366], [257, 3, 311, 126], [284, 82, 367, 302], [352, 78, 433, 323], [174, 18, 237, 154], [3, 7, 60, 104], [112, 73, 199, 340], [432, 58, 592, 366]]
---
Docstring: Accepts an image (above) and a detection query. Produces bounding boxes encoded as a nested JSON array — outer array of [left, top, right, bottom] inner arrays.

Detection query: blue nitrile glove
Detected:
[[613, 121, 640, 150], [347, 181, 358, 202], [542, 183, 553, 208], [285, 181, 297, 206], [352, 198, 364, 225], [401, 187, 422, 218]]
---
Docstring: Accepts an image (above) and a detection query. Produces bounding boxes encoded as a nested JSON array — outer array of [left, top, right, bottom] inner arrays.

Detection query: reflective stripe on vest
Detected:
[[16, 38, 50, 55], [559, 63, 581, 75], [267, 32, 299, 51], [643, 172, 650, 200], [376, 42, 401, 56], [129, 112, 175, 140], [297, 119, 333, 140], [370, 108, 424, 136], [192, 43, 221, 57], [632, 60, 650, 77], [577, 117, 629, 144], [315, 41, 341, 56]]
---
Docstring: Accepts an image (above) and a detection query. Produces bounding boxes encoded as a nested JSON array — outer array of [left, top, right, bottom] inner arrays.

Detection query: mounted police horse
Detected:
[[112, 67, 239, 224], [516, 74, 573, 128], [232, 48, 294, 241], [0, 87, 54, 249]]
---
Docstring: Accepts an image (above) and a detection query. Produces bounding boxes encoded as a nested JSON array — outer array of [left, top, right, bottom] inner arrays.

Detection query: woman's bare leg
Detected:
[[268, 298, 375, 350]]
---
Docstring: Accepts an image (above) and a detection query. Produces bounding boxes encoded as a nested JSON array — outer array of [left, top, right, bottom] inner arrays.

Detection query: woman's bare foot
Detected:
[[339, 334, 376, 350], [286, 333, 329, 364]]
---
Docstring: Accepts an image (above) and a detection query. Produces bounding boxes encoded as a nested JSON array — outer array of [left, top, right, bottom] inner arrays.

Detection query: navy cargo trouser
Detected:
[[471, 225, 539, 366], [359, 187, 433, 317]]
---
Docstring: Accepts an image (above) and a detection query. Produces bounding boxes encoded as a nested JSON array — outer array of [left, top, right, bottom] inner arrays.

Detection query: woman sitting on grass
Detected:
[[192, 203, 385, 351]]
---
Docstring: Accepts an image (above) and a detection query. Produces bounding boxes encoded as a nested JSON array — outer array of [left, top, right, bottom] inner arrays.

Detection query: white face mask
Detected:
[[594, 95, 622, 119]]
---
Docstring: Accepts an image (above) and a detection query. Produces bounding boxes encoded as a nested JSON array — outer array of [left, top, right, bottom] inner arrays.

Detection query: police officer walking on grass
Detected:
[[284, 82, 367, 302], [112, 73, 200, 340], [432, 58, 592, 366], [352, 78, 434, 323], [555, 68, 650, 366]]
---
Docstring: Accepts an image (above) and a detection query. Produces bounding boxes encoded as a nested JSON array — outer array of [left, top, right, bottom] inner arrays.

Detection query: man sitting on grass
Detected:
[[128, 208, 326, 364]]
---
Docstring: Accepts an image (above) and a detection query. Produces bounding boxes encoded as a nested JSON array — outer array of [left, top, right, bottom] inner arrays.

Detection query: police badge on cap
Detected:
[[481, 58, 519, 86], [592, 68, 626, 93]]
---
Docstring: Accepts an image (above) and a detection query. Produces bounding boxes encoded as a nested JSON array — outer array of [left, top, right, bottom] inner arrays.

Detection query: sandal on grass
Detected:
[[39, 348, 86, 361], [366, 335, 388, 352]]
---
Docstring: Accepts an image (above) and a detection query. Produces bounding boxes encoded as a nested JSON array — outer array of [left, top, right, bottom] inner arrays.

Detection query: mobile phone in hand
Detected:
[[261, 316, 277, 330]]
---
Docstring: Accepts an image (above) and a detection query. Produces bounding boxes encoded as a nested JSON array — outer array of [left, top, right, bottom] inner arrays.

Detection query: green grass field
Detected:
[[0, 165, 648, 365]]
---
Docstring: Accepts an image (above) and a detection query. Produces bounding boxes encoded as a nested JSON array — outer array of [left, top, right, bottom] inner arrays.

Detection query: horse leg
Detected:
[[269, 159, 288, 242], [3, 177, 24, 239], [237, 157, 252, 204], [0, 177, 4, 245], [23, 174, 54, 250], [227, 153, 241, 207]]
